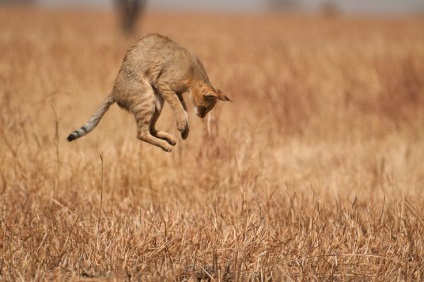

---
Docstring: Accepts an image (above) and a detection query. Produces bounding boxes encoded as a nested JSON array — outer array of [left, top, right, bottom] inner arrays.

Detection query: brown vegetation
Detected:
[[1, 7, 424, 281]]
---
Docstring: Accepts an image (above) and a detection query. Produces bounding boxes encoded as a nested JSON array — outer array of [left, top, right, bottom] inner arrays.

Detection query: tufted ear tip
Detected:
[[216, 89, 231, 101], [221, 95, 231, 102]]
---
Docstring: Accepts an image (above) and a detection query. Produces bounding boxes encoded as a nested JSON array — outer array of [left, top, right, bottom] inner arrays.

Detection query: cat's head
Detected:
[[191, 85, 231, 118]]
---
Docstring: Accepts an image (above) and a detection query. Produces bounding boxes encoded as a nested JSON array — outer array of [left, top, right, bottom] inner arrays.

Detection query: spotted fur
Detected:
[[67, 33, 230, 152]]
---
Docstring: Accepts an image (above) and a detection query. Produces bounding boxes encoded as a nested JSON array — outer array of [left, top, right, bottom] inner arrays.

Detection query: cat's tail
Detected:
[[67, 94, 115, 142]]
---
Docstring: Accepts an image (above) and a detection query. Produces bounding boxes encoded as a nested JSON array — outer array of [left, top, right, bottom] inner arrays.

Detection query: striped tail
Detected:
[[67, 94, 115, 142]]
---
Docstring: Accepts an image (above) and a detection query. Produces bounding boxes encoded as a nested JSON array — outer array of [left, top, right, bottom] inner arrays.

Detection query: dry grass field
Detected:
[[1, 7, 424, 281]]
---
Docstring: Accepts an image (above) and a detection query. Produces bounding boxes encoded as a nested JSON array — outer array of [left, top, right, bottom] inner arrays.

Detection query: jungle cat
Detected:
[[67, 33, 230, 152]]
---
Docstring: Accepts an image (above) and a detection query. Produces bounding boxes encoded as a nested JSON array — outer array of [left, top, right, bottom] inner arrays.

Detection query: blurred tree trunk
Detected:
[[321, 0, 339, 17], [115, 0, 147, 35], [268, 0, 298, 10]]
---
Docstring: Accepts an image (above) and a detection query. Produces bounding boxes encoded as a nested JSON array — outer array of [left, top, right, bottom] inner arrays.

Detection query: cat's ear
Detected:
[[206, 90, 231, 102], [216, 89, 231, 102]]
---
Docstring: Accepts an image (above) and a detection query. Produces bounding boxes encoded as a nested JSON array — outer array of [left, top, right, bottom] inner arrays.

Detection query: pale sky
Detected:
[[37, 0, 424, 14]]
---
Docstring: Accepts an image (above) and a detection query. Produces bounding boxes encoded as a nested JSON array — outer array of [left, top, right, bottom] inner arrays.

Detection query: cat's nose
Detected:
[[200, 109, 208, 118], [195, 107, 206, 118]]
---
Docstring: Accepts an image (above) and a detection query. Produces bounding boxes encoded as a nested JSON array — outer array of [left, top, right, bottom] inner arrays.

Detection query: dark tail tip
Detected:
[[67, 133, 78, 142]]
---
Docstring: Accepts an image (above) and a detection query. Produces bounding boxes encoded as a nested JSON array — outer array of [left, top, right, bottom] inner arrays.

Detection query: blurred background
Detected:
[[1, 0, 424, 280], [2, 0, 424, 14], [2, 0, 422, 38]]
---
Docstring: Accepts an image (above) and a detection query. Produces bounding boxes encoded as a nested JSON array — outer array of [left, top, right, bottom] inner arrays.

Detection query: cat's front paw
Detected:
[[176, 116, 189, 136], [181, 126, 189, 140]]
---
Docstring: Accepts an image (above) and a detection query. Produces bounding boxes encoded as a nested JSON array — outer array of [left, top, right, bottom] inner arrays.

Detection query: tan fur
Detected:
[[67, 33, 230, 152]]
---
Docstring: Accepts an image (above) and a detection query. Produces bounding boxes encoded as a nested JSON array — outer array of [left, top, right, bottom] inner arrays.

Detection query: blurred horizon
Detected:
[[2, 0, 424, 15]]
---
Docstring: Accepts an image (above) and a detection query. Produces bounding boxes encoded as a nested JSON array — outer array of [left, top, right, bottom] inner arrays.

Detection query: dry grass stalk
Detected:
[[0, 7, 423, 281]]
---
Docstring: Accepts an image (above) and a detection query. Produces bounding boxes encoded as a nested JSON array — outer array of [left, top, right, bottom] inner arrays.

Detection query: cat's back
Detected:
[[119, 34, 195, 83], [136, 33, 178, 51], [126, 34, 189, 64]]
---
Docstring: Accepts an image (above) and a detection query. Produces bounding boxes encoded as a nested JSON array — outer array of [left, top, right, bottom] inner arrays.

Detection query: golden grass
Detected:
[[1, 7, 424, 281]]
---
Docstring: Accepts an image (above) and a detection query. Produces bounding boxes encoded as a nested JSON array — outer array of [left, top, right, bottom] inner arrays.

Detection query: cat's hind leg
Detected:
[[150, 94, 177, 146], [128, 81, 174, 152]]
